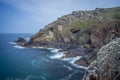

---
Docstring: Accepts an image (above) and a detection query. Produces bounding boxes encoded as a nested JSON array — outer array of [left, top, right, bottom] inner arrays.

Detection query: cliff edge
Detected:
[[16, 6, 120, 69], [83, 38, 120, 80]]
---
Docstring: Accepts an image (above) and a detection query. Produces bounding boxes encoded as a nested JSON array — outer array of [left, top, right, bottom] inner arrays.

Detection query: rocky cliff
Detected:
[[83, 38, 120, 80], [29, 7, 120, 45], [14, 6, 120, 80], [16, 6, 120, 68]]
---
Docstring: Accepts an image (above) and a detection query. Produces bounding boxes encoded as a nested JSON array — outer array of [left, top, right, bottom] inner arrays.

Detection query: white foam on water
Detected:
[[32, 46, 88, 69], [62, 56, 82, 63], [74, 64, 88, 70], [26, 37, 30, 41], [32, 47, 61, 52], [9, 42, 17, 45], [38, 47, 45, 49], [14, 45, 26, 49], [62, 56, 88, 70], [60, 70, 79, 80], [25, 75, 47, 80], [32, 46, 44, 49], [50, 52, 65, 59], [63, 65, 73, 70], [46, 48, 56, 50], [50, 49, 61, 53], [48, 48, 66, 59]]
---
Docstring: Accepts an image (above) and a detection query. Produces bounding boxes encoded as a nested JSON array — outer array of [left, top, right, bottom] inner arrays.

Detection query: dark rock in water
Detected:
[[82, 60, 97, 80], [15, 37, 26, 44]]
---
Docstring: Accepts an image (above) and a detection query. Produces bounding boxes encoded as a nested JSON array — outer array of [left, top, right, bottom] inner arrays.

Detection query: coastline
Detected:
[[10, 41, 88, 70]]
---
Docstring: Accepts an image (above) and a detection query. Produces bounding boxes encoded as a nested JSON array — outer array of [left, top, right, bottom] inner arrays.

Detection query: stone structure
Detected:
[[57, 25, 63, 31]]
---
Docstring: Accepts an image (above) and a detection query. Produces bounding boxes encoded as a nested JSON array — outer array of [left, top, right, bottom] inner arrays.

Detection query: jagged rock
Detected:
[[97, 38, 120, 80], [82, 60, 97, 80], [18, 7, 120, 69], [27, 7, 120, 46], [83, 38, 120, 80], [15, 37, 26, 44]]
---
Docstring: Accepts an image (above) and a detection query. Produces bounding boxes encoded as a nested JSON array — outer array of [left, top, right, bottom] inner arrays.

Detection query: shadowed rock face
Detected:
[[15, 37, 26, 44], [26, 7, 120, 48], [18, 7, 120, 67], [29, 7, 120, 45], [14, 7, 120, 80], [97, 38, 120, 80], [83, 38, 120, 80]]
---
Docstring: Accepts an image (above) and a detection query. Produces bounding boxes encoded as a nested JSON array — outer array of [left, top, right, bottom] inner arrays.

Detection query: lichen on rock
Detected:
[[83, 38, 120, 80]]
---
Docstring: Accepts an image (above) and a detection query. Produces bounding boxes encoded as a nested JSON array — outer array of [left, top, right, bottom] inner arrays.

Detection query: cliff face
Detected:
[[97, 38, 120, 80], [83, 38, 120, 80], [29, 7, 120, 46], [22, 7, 120, 67]]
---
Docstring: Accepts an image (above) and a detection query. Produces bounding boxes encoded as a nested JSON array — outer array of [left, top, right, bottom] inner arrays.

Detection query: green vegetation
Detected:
[[112, 12, 120, 19], [79, 36, 84, 41], [61, 19, 96, 35]]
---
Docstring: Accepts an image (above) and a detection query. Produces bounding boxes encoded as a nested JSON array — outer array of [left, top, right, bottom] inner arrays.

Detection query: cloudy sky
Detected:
[[0, 0, 120, 33]]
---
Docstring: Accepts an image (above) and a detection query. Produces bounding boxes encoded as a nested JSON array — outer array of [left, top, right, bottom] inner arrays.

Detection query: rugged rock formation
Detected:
[[29, 7, 120, 45], [21, 7, 120, 67], [14, 6, 120, 80], [97, 38, 120, 80], [83, 38, 120, 80], [15, 37, 26, 45], [82, 60, 97, 80]]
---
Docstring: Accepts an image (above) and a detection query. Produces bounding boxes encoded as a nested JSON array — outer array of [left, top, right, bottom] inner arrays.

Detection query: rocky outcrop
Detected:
[[29, 7, 120, 44], [15, 37, 26, 45], [29, 7, 120, 48], [82, 60, 97, 80], [83, 38, 120, 80], [19, 7, 120, 67], [14, 6, 120, 80], [97, 38, 120, 80]]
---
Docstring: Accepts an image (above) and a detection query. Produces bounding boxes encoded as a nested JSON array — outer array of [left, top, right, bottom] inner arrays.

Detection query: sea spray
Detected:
[[9, 42, 17, 44], [62, 56, 88, 69], [14, 45, 26, 49], [63, 65, 73, 70], [50, 52, 65, 59]]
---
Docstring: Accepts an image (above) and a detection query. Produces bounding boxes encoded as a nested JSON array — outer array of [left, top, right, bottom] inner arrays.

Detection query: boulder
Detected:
[[83, 38, 120, 80], [15, 37, 26, 44], [97, 38, 120, 80]]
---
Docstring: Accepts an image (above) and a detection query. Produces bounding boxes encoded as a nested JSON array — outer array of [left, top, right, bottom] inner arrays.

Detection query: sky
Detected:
[[0, 0, 120, 33]]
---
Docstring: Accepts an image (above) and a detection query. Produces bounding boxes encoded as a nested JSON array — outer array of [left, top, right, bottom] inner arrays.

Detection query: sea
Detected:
[[0, 33, 85, 80]]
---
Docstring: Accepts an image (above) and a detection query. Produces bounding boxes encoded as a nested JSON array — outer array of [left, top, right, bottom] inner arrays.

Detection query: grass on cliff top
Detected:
[[61, 19, 95, 35], [112, 12, 120, 19]]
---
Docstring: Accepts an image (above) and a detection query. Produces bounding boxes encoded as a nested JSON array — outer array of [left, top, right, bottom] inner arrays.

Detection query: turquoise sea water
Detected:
[[0, 33, 85, 80]]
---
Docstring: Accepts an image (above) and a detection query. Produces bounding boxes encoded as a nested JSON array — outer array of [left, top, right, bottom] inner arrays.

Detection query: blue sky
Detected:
[[0, 0, 120, 33]]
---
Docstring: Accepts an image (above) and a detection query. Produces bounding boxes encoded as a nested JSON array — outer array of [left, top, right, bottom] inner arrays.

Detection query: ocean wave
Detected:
[[62, 56, 88, 69], [50, 52, 65, 59], [63, 65, 73, 70], [26, 37, 30, 41], [14, 45, 26, 49], [6, 75, 47, 80], [32, 46, 45, 49], [60, 70, 79, 80], [24, 75, 47, 80], [32, 46, 61, 53], [31, 59, 42, 68], [50, 49, 61, 53], [9, 42, 17, 45], [46, 48, 55, 50]]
